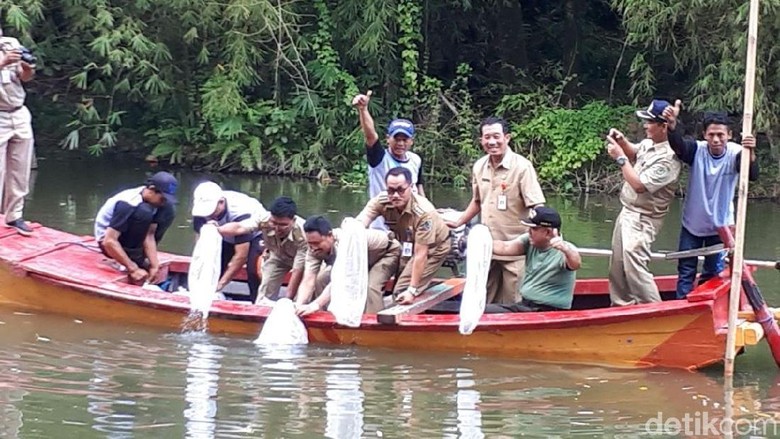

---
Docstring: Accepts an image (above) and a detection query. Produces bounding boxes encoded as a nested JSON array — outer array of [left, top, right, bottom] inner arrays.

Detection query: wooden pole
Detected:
[[725, 0, 760, 378]]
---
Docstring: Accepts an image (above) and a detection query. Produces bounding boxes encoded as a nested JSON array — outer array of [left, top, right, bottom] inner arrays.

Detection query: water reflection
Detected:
[[183, 340, 224, 439], [454, 368, 483, 439], [325, 364, 364, 439], [0, 378, 25, 438]]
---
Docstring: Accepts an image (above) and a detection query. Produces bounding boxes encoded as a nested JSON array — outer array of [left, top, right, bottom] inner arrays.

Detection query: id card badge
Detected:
[[497, 194, 508, 211], [402, 242, 413, 257]]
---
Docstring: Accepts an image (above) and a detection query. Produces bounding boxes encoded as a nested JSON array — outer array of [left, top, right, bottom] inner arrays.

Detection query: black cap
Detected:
[[146, 171, 178, 204], [521, 206, 562, 229]]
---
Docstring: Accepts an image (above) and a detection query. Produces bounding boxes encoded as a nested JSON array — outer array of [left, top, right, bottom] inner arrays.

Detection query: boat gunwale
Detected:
[[23, 267, 721, 333]]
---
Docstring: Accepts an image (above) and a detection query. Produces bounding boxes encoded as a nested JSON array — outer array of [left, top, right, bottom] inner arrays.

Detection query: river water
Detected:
[[3, 152, 780, 438]]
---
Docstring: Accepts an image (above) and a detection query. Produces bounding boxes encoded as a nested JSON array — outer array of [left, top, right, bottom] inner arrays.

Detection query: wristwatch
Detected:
[[616, 156, 628, 167], [407, 286, 421, 297]]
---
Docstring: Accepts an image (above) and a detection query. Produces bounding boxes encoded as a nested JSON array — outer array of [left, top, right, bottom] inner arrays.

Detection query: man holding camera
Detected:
[[0, 28, 36, 236], [605, 99, 681, 306]]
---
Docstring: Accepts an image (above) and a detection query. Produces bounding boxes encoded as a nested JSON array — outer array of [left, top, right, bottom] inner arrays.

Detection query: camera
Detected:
[[18, 46, 35, 66]]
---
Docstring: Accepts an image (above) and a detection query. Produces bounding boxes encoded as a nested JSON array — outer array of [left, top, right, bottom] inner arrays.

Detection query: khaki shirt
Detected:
[[0, 37, 27, 109], [472, 150, 545, 260], [304, 228, 393, 274], [358, 192, 450, 250], [257, 214, 307, 270], [0, 37, 31, 137], [619, 139, 681, 218]]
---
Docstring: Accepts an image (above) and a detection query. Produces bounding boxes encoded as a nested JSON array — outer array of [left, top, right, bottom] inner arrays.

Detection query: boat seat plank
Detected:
[[0, 226, 92, 264], [377, 278, 465, 325], [18, 243, 131, 286]]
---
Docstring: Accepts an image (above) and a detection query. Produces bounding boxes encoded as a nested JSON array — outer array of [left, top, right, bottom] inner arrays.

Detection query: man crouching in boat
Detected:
[[190, 181, 267, 303], [295, 215, 401, 316], [94, 172, 178, 285], [357, 167, 452, 305], [486, 207, 581, 312]]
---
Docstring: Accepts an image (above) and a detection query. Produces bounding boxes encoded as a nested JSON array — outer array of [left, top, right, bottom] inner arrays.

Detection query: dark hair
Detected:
[[702, 111, 731, 130], [269, 196, 297, 218], [385, 166, 412, 184], [303, 215, 333, 235], [479, 116, 509, 135]]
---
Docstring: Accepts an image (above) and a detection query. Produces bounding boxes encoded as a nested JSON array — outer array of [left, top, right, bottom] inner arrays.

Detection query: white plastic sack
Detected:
[[255, 298, 309, 345], [188, 223, 222, 316], [459, 224, 492, 335], [328, 218, 368, 327]]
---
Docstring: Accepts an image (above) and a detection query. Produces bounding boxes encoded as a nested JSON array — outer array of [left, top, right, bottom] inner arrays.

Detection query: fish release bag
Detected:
[[328, 218, 368, 327], [255, 298, 309, 345], [187, 223, 222, 316], [459, 224, 492, 335]]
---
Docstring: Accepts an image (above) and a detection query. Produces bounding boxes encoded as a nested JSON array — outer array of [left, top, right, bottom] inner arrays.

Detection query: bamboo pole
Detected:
[[725, 0, 760, 378]]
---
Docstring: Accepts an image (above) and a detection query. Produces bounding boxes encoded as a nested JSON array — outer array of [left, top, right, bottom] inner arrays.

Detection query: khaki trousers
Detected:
[[609, 209, 664, 306], [0, 107, 33, 223], [315, 240, 401, 314], [258, 252, 292, 300], [485, 258, 524, 305], [393, 241, 452, 295]]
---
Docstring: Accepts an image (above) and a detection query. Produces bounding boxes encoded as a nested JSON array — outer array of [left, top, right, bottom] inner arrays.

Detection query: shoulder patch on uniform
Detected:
[[419, 219, 432, 232], [652, 165, 670, 178]]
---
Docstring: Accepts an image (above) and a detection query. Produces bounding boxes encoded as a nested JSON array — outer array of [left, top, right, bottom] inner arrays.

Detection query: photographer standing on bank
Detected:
[[0, 26, 35, 236]]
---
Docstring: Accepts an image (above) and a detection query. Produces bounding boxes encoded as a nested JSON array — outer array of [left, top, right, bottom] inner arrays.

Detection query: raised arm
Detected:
[[606, 136, 649, 193], [662, 100, 697, 165], [549, 232, 581, 271], [353, 91, 379, 147], [606, 129, 638, 162]]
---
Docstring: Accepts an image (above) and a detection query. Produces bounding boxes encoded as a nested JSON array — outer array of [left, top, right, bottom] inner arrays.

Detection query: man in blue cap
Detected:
[[95, 171, 178, 285], [352, 91, 425, 230], [605, 99, 681, 306]]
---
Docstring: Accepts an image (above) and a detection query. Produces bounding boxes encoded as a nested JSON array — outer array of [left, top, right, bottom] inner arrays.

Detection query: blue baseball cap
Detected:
[[146, 171, 178, 204], [636, 99, 671, 123], [387, 119, 415, 138]]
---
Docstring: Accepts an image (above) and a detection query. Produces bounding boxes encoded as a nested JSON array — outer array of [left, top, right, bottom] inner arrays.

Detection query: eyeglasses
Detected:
[[386, 185, 409, 196]]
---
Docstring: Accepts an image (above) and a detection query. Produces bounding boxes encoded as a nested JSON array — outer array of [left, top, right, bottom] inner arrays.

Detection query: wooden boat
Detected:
[[0, 219, 766, 370]]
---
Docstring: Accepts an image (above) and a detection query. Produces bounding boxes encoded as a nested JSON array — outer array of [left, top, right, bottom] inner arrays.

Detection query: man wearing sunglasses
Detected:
[[357, 167, 451, 305], [95, 171, 178, 285]]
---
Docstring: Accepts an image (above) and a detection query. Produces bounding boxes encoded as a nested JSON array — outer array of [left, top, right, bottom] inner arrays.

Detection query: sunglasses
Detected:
[[386, 185, 409, 196]]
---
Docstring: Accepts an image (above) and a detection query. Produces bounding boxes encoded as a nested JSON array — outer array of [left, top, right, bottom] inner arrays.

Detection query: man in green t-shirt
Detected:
[[486, 206, 581, 312]]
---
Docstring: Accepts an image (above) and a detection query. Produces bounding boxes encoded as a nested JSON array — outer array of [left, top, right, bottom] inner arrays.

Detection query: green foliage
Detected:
[[396, 0, 423, 115], [5, 0, 779, 196], [507, 100, 634, 193], [613, 0, 780, 135]]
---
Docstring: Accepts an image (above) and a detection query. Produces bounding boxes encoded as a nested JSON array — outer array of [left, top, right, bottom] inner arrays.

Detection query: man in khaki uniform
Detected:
[[357, 167, 451, 305], [295, 215, 401, 316], [0, 31, 36, 236], [255, 196, 308, 303], [446, 116, 545, 304], [606, 99, 681, 305]]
